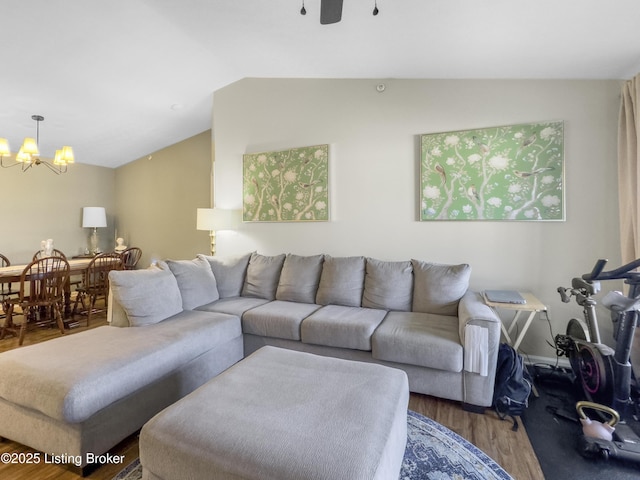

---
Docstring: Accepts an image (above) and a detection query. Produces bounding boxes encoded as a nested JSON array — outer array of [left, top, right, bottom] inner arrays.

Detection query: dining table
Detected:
[[0, 257, 95, 320]]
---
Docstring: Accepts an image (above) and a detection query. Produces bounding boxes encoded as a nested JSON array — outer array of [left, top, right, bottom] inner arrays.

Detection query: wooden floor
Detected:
[[0, 307, 545, 480]]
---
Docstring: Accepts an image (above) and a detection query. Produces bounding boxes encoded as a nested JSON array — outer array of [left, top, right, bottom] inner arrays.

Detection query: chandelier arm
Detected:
[[0, 157, 22, 169], [40, 159, 64, 175]]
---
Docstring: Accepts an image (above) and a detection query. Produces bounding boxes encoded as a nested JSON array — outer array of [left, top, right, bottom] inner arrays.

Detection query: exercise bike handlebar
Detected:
[[557, 286, 572, 303], [582, 258, 640, 282]]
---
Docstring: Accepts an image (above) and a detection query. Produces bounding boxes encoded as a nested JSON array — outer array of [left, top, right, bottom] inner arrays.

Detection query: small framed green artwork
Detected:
[[420, 121, 564, 221], [243, 144, 329, 222]]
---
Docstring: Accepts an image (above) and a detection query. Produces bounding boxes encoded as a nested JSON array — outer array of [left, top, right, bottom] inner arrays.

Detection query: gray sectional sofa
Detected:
[[0, 251, 500, 472], [111, 251, 501, 409]]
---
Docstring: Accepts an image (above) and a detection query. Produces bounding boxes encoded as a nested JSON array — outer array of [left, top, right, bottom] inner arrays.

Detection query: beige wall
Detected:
[[114, 130, 213, 268], [213, 78, 623, 359], [0, 162, 115, 264], [1, 131, 213, 269]]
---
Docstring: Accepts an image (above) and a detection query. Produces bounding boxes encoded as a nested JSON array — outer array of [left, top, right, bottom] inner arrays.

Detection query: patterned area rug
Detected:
[[114, 410, 512, 480]]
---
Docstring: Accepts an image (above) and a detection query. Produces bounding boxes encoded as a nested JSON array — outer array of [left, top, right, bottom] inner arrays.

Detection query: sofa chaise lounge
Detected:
[[0, 276, 243, 472]]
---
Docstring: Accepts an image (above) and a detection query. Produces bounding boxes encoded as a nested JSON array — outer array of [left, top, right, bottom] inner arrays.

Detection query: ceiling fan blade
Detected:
[[320, 0, 343, 24]]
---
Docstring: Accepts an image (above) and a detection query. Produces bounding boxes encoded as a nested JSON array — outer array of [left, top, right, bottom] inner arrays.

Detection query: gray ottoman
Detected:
[[140, 346, 409, 480]]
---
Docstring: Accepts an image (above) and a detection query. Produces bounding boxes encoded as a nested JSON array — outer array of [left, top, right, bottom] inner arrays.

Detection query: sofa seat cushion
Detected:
[[0, 311, 241, 424], [372, 311, 463, 372], [196, 296, 269, 317], [301, 305, 388, 351], [242, 300, 322, 341]]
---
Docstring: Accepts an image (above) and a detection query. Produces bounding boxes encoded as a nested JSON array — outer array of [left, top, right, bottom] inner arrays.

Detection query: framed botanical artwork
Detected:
[[420, 121, 564, 221], [243, 144, 329, 222]]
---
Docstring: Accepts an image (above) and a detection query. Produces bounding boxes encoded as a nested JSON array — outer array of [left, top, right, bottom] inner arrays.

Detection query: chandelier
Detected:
[[0, 115, 74, 174]]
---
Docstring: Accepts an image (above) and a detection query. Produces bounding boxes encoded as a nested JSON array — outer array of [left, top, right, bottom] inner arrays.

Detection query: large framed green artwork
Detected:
[[420, 121, 564, 221], [243, 144, 329, 222]]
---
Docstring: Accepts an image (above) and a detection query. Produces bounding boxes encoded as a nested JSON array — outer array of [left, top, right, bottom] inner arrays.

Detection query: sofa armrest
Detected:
[[457, 291, 502, 407], [458, 291, 501, 335], [107, 287, 131, 327]]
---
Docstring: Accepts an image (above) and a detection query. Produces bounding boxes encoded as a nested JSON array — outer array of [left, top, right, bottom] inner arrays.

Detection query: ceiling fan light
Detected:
[[21, 137, 39, 156], [0, 138, 10, 157], [61, 145, 74, 163]]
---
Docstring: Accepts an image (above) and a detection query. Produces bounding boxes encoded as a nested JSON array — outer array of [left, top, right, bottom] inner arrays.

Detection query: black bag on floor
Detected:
[[493, 343, 532, 431]]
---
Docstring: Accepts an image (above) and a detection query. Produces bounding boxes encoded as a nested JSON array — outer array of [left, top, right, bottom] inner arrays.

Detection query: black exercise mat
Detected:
[[521, 364, 640, 480]]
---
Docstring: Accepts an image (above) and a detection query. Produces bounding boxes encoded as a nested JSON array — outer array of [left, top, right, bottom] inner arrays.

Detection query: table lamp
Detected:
[[82, 207, 107, 255]]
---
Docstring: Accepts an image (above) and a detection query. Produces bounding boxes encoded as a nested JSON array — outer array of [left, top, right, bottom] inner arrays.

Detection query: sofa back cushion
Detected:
[[242, 253, 286, 300], [109, 268, 183, 326], [198, 252, 252, 298], [411, 260, 471, 316], [315, 255, 366, 307], [163, 257, 219, 310], [276, 254, 324, 303], [362, 258, 413, 311]]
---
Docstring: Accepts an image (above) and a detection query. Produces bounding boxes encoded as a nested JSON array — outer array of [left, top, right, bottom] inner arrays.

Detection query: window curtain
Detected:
[[618, 74, 640, 264]]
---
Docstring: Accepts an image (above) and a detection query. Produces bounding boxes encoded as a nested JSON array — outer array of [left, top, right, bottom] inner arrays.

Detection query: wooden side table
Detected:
[[484, 292, 547, 352]]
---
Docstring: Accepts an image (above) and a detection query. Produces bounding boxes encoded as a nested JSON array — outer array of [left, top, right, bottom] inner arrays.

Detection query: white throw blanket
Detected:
[[464, 324, 489, 376]]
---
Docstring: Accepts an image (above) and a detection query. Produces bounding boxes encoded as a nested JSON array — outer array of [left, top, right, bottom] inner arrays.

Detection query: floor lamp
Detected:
[[196, 208, 236, 256]]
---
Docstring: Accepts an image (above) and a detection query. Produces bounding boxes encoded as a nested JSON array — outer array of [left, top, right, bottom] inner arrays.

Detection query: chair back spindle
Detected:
[[120, 247, 142, 270], [32, 249, 68, 261]]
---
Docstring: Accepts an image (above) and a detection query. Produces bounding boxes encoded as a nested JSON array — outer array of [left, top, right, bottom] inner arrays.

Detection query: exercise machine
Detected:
[[556, 258, 640, 462]]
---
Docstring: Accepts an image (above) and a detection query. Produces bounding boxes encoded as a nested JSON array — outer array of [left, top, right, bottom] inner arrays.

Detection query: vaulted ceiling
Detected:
[[3, 1, 639, 168]]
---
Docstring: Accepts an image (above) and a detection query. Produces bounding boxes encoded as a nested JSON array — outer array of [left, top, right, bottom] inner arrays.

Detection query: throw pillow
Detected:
[[198, 252, 252, 298], [411, 260, 471, 316], [163, 257, 219, 310], [109, 268, 183, 326], [276, 254, 324, 303], [315, 255, 366, 307], [362, 258, 413, 311], [241, 253, 286, 300]]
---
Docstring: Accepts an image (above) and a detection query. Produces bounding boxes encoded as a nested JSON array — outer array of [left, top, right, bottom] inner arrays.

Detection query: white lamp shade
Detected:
[[21, 137, 39, 156], [0, 138, 10, 156], [82, 207, 107, 228], [197, 208, 236, 231]]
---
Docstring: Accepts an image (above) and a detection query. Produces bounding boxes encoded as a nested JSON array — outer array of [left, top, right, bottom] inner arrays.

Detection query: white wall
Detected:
[[213, 78, 623, 358]]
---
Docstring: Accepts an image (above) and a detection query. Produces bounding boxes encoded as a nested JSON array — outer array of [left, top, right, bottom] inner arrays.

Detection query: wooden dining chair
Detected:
[[32, 248, 86, 291], [1, 253, 14, 298], [120, 247, 142, 270], [0, 256, 70, 346], [72, 252, 123, 326], [0, 254, 15, 318]]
